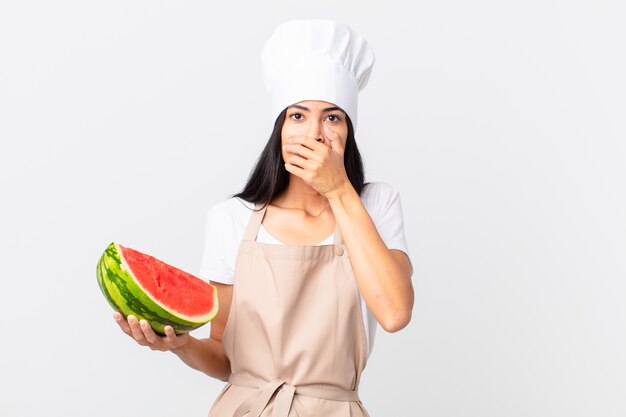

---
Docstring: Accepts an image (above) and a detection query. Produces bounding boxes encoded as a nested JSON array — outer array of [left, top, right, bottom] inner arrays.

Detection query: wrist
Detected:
[[171, 335, 194, 355], [326, 181, 354, 203]]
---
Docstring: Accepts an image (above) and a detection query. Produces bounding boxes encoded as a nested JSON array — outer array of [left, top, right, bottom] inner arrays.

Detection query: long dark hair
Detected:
[[230, 107, 369, 210]]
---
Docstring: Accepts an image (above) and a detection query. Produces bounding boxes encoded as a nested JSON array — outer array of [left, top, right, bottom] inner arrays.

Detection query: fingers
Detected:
[[113, 312, 150, 345], [113, 312, 185, 352], [140, 319, 160, 346], [163, 326, 183, 349], [323, 125, 337, 139], [285, 154, 315, 171], [287, 135, 324, 151], [286, 129, 343, 154], [323, 126, 343, 153], [287, 135, 340, 160], [283, 142, 318, 161], [284, 160, 306, 177], [113, 311, 131, 334], [288, 131, 336, 147], [166, 327, 191, 351], [127, 315, 149, 345]]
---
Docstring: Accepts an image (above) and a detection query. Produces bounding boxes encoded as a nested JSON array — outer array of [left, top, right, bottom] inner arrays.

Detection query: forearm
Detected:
[[171, 335, 231, 381], [328, 183, 414, 331]]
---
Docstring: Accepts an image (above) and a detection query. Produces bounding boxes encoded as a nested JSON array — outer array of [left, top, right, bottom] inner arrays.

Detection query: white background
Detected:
[[1, 1, 625, 416]]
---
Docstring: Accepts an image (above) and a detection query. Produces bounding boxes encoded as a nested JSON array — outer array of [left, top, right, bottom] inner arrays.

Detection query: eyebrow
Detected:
[[287, 104, 343, 113]]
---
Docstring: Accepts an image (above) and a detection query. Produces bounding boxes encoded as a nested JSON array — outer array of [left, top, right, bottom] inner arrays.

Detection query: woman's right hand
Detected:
[[113, 311, 191, 352]]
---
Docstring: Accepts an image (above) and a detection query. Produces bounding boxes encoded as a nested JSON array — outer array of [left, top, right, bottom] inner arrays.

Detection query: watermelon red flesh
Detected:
[[119, 244, 214, 320]]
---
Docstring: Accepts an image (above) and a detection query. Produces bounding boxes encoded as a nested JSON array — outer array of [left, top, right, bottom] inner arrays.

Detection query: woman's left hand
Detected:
[[283, 125, 350, 199]]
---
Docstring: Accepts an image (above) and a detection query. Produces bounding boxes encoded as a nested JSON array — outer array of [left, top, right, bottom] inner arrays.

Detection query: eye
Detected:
[[326, 113, 342, 123], [288, 112, 303, 121]]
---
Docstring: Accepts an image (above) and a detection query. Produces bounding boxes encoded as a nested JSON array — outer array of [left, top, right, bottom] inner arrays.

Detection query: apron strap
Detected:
[[230, 373, 360, 417], [242, 202, 267, 242]]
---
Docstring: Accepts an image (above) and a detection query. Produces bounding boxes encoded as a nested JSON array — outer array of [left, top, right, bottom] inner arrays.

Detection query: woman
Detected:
[[113, 19, 414, 416]]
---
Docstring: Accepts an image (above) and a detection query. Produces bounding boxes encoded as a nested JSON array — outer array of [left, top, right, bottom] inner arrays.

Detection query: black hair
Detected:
[[229, 107, 369, 210]]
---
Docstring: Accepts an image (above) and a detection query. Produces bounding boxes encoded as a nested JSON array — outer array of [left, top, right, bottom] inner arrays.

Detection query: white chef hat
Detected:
[[261, 19, 375, 132]]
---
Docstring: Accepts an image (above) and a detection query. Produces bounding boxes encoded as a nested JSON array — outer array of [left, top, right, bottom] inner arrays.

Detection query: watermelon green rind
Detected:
[[96, 243, 198, 335], [96, 242, 218, 335]]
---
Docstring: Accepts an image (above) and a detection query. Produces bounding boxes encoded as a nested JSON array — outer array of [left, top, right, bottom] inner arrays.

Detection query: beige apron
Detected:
[[206, 202, 371, 417]]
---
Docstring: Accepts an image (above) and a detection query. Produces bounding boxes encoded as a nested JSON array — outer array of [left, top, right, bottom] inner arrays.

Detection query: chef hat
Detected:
[[261, 19, 375, 132]]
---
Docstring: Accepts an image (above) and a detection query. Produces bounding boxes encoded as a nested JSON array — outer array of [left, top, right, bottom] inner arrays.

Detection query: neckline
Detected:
[[258, 224, 334, 246], [243, 202, 343, 245]]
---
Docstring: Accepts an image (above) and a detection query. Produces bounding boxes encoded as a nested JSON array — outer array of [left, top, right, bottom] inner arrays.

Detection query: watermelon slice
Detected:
[[96, 242, 218, 335]]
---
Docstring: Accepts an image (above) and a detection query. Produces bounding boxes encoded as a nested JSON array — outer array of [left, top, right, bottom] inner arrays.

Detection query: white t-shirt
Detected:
[[196, 181, 413, 359]]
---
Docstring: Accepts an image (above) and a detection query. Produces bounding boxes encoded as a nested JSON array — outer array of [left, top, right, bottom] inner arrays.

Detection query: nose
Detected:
[[308, 122, 327, 145]]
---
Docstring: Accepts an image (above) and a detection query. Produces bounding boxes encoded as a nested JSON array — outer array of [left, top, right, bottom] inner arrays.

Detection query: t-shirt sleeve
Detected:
[[368, 182, 414, 276], [198, 203, 235, 285]]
